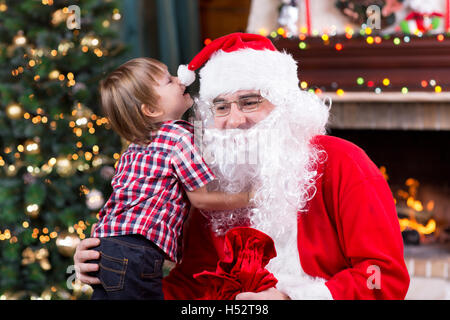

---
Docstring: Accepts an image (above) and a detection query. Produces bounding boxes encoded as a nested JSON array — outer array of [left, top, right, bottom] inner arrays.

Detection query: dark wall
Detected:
[[328, 129, 450, 187]]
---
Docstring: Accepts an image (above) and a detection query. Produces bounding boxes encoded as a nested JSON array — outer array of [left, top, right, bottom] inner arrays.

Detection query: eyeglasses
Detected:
[[209, 95, 265, 117]]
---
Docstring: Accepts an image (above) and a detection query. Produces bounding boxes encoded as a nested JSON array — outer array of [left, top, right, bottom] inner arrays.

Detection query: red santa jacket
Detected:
[[162, 135, 410, 300]]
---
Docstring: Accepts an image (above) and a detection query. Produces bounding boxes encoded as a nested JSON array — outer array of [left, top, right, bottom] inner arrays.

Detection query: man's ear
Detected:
[[141, 104, 164, 118]]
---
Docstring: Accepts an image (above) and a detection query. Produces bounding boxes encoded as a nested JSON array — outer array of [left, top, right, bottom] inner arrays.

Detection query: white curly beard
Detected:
[[194, 89, 329, 237], [193, 89, 333, 299]]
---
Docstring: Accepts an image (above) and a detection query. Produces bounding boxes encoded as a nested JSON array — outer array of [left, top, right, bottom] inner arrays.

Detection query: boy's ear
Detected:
[[141, 104, 164, 118]]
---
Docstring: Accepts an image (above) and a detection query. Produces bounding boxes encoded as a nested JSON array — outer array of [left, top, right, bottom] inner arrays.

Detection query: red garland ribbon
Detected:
[[446, 0, 450, 31], [305, 0, 311, 36], [405, 11, 444, 32]]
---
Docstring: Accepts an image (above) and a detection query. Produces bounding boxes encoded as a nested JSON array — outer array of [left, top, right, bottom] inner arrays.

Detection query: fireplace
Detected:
[[327, 96, 450, 299], [327, 128, 450, 245]]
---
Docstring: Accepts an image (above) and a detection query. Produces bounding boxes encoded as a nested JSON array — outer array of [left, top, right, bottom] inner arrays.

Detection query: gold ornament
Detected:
[[24, 138, 40, 155], [71, 279, 94, 298], [112, 8, 121, 21], [5, 164, 18, 177], [6, 102, 24, 119], [48, 69, 60, 80], [13, 31, 27, 46], [0, 1, 7, 12], [56, 231, 80, 257], [85, 189, 104, 210], [25, 203, 40, 218], [41, 286, 71, 300], [21, 247, 51, 271], [51, 8, 69, 26], [55, 156, 76, 177], [2, 291, 29, 300], [58, 40, 74, 55], [72, 103, 93, 127], [80, 34, 100, 47]]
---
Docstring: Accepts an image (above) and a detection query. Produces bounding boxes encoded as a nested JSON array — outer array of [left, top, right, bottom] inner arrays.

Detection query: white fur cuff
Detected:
[[276, 275, 334, 300]]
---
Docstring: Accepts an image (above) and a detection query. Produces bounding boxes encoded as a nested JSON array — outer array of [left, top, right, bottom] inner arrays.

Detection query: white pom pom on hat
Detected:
[[177, 64, 196, 86]]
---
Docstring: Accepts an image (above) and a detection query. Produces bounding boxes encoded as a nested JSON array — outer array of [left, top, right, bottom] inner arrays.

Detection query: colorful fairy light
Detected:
[[300, 81, 308, 89]]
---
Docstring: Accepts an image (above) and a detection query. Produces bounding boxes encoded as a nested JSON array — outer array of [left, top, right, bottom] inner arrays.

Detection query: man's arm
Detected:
[[323, 176, 410, 300], [185, 186, 252, 211]]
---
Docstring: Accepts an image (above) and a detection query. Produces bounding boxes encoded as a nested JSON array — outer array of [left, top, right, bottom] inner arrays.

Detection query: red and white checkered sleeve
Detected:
[[171, 133, 216, 192]]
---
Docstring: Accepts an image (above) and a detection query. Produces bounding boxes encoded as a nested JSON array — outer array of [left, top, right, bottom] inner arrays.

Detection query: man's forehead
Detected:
[[214, 90, 260, 101]]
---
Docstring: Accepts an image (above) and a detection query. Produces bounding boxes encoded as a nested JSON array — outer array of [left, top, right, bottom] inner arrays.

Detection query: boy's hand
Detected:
[[249, 191, 255, 202]]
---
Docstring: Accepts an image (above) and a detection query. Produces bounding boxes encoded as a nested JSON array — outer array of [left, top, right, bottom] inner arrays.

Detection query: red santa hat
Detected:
[[177, 32, 300, 103]]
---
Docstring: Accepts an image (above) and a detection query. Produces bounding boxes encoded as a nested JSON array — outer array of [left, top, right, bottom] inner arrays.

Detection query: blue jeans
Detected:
[[90, 234, 165, 300]]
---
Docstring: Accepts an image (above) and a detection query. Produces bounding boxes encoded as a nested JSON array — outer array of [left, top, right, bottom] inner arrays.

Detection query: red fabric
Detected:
[[305, 0, 311, 36], [163, 135, 410, 300], [188, 33, 276, 72], [446, 0, 450, 31], [405, 11, 443, 32], [193, 227, 278, 300]]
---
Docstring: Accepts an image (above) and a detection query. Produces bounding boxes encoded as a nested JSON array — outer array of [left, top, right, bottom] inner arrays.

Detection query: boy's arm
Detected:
[[185, 186, 252, 211]]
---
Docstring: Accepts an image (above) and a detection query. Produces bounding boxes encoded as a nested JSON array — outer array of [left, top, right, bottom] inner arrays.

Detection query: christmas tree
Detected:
[[0, 0, 127, 299]]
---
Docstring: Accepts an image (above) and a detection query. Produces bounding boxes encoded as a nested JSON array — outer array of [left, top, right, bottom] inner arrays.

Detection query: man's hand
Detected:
[[73, 237, 101, 285], [235, 287, 290, 300]]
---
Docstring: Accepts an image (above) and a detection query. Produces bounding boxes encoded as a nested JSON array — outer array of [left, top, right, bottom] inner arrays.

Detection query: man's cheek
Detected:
[[214, 117, 226, 129]]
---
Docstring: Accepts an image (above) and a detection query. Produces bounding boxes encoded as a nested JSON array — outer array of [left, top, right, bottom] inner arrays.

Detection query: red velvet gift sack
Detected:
[[193, 227, 278, 300]]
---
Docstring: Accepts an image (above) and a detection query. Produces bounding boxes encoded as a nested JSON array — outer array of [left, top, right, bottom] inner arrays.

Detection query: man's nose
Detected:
[[226, 103, 247, 128]]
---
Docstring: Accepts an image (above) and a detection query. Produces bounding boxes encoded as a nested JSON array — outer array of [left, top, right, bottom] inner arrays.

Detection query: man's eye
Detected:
[[241, 99, 258, 106], [215, 105, 228, 111]]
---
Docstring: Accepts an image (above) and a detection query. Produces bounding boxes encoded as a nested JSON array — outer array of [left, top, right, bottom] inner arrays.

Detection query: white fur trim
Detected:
[[177, 64, 196, 86], [199, 49, 299, 102], [276, 274, 333, 300]]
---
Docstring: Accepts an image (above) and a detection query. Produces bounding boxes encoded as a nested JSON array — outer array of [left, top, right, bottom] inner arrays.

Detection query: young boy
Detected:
[[90, 58, 252, 300]]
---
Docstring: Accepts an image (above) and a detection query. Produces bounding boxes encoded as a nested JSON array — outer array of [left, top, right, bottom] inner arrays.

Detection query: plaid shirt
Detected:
[[92, 120, 215, 262]]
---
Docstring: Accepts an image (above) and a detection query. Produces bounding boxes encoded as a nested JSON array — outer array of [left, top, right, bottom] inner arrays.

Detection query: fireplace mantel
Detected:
[[324, 92, 450, 130], [272, 35, 450, 130], [273, 35, 450, 93]]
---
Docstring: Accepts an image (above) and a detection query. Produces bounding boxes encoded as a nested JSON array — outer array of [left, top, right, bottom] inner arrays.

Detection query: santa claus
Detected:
[[74, 33, 409, 300]]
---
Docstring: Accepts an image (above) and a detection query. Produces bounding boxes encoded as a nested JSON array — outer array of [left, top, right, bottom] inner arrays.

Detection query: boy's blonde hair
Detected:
[[99, 57, 167, 145]]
